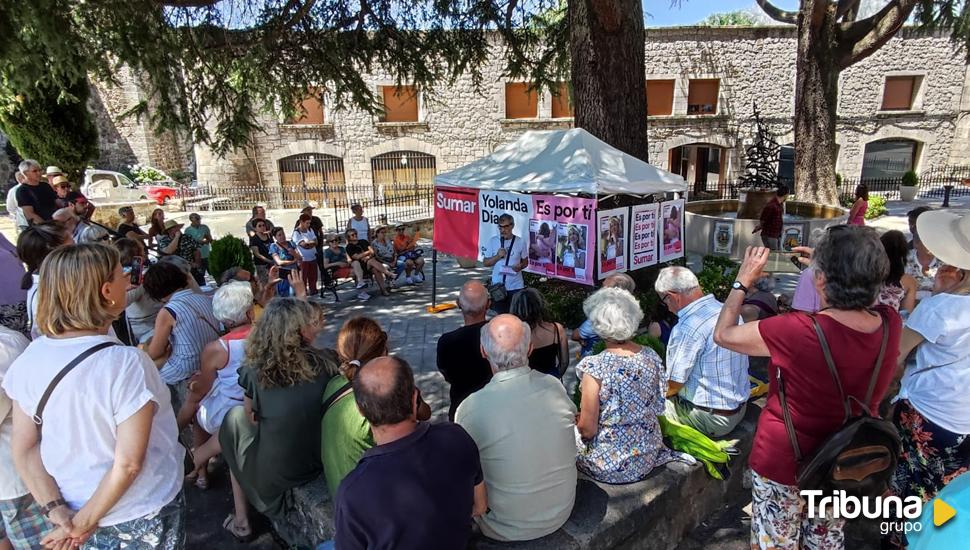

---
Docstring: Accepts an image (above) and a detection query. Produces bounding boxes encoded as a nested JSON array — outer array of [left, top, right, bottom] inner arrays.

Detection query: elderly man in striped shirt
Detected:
[[656, 266, 749, 438]]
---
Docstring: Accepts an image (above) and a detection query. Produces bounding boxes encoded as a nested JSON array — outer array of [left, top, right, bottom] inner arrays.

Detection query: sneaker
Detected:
[[355, 281, 367, 289], [357, 292, 371, 301], [405, 277, 414, 285], [415, 273, 425, 283]]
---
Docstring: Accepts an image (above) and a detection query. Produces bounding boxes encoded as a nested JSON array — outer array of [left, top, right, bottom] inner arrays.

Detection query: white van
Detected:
[[82, 169, 178, 205]]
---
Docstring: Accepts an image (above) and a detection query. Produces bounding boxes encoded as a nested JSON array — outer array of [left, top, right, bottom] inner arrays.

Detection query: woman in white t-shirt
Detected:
[[1, 243, 183, 549], [16, 221, 73, 340], [291, 214, 319, 296], [889, 210, 970, 548]]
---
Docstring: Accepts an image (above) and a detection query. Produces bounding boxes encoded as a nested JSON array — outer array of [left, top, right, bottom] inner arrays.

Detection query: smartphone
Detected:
[[790, 255, 806, 271], [129, 256, 144, 285]]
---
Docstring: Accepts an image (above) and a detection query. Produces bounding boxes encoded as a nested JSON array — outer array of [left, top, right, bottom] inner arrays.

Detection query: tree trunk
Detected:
[[569, 0, 649, 162], [792, 0, 841, 205]]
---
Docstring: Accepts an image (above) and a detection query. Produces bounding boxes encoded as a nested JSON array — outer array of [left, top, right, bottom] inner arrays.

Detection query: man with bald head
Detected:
[[335, 356, 486, 550], [456, 314, 577, 542], [572, 272, 637, 356], [437, 280, 494, 420]]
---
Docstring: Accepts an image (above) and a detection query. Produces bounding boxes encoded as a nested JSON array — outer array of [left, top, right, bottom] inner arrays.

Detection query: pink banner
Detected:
[[527, 195, 596, 286], [433, 187, 480, 259]]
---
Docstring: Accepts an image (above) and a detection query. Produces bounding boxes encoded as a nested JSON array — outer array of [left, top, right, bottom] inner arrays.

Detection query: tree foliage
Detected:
[[0, 78, 99, 179], [0, 0, 568, 156], [699, 11, 758, 26]]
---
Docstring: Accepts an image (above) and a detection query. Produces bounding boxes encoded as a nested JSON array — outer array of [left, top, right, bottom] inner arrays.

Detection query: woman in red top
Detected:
[[713, 226, 902, 550]]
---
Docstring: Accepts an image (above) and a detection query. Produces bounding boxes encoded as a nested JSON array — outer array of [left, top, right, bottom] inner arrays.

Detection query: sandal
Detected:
[[223, 514, 256, 543]]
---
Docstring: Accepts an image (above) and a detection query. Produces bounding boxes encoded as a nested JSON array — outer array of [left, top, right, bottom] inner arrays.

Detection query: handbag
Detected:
[[487, 235, 515, 303], [777, 312, 900, 498]]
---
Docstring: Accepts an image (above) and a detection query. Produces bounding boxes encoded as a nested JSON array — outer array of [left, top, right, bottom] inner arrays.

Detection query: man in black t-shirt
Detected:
[[335, 356, 486, 550], [15, 160, 58, 224], [117, 206, 150, 244], [437, 280, 494, 420], [248, 219, 274, 279], [345, 228, 394, 296]]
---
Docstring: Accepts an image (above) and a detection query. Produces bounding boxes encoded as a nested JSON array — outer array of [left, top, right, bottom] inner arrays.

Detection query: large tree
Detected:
[[756, 0, 968, 204], [0, 0, 649, 161]]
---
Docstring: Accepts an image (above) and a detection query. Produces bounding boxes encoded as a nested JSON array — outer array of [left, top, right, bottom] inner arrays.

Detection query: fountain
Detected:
[[684, 105, 846, 260]]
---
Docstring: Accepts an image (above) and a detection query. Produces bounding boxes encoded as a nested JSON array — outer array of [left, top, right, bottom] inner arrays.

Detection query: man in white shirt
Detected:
[[656, 266, 749, 438], [456, 314, 577, 542], [482, 214, 529, 314], [5, 172, 27, 233]]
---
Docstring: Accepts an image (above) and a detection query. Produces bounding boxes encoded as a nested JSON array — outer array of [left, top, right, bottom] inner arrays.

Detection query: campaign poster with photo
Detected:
[[597, 207, 628, 279], [528, 219, 559, 275], [659, 199, 685, 263], [477, 191, 533, 261], [530, 195, 596, 285], [782, 223, 806, 252], [631, 203, 660, 269], [712, 221, 735, 256]]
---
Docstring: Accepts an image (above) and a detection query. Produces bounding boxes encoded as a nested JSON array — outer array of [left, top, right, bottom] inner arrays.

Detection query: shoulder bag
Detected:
[[487, 235, 515, 303], [777, 312, 900, 498], [32, 342, 118, 433]]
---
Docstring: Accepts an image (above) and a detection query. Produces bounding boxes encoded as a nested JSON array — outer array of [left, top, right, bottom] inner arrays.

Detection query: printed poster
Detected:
[[659, 199, 685, 263], [477, 191, 533, 261], [631, 203, 659, 269], [597, 207, 628, 279], [712, 221, 735, 256], [782, 223, 806, 252], [529, 195, 596, 285]]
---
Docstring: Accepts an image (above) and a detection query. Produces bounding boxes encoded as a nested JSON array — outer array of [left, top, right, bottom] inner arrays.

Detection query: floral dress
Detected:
[[575, 347, 687, 484]]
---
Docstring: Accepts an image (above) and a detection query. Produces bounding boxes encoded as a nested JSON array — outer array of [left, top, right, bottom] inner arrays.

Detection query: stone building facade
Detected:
[[192, 25, 970, 205]]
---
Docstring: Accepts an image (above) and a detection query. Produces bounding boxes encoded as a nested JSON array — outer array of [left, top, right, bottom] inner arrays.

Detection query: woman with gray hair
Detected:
[[575, 287, 686, 484], [713, 226, 902, 549]]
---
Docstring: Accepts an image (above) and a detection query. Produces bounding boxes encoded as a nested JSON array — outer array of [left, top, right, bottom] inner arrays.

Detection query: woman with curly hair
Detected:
[[218, 297, 339, 542], [320, 317, 432, 499]]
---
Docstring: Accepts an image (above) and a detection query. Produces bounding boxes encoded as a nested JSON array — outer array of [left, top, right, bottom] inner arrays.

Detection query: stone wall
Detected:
[[193, 26, 969, 198]]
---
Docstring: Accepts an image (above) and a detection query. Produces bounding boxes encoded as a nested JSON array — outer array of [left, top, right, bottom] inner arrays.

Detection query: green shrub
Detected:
[[839, 193, 855, 208], [696, 255, 740, 302], [526, 272, 666, 330], [901, 170, 918, 187], [208, 235, 255, 281], [865, 194, 888, 220]]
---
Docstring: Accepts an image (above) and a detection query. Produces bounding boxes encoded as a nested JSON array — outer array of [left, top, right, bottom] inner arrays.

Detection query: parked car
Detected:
[[82, 169, 178, 205]]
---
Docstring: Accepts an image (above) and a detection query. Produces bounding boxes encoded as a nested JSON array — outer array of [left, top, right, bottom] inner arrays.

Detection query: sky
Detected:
[[644, 0, 800, 27]]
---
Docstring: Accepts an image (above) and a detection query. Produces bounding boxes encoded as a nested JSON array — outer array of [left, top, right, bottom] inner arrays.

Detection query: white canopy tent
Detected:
[[434, 128, 686, 195]]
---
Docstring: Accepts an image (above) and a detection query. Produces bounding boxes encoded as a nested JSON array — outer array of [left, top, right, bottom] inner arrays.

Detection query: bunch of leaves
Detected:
[[838, 192, 856, 209], [696, 255, 740, 302], [524, 273, 589, 329], [129, 164, 168, 183], [208, 235, 255, 281], [0, 77, 98, 180], [865, 194, 888, 220], [901, 170, 919, 187]]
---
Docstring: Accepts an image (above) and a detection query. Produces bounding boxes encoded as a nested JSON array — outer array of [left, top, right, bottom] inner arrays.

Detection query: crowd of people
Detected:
[[1, 156, 968, 550]]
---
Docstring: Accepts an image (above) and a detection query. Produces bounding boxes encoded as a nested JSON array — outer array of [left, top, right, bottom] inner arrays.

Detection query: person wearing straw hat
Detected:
[[157, 219, 205, 285], [44, 166, 64, 186], [887, 210, 970, 548]]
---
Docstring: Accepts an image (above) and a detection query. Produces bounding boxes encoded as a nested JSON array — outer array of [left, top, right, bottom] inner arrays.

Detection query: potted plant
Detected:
[[900, 170, 919, 201]]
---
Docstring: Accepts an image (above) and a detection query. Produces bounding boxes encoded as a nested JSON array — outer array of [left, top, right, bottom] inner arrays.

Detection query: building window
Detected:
[[288, 89, 325, 125], [504, 82, 538, 119], [550, 82, 573, 118], [278, 153, 347, 209], [668, 143, 726, 193], [861, 139, 919, 180], [646, 80, 674, 116], [881, 75, 922, 111], [687, 79, 719, 115], [371, 151, 437, 203], [380, 85, 419, 123]]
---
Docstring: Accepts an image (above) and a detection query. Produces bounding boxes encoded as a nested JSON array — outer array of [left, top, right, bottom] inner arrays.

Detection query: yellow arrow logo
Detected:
[[934, 498, 956, 527]]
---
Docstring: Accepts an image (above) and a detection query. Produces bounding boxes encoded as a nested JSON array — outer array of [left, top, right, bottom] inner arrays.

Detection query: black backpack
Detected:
[[777, 312, 901, 498]]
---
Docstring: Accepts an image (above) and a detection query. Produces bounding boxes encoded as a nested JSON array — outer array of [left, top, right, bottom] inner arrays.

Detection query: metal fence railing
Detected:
[[684, 166, 970, 203]]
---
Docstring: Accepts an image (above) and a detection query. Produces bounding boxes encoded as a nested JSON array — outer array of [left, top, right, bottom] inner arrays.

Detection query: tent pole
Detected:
[[431, 248, 437, 308]]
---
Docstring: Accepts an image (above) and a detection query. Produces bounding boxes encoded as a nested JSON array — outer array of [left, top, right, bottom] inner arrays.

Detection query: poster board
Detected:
[[659, 199, 686, 263], [527, 195, 596, 285], [630, 203, 660, 269], [781, 223, 807, 252], [597, 207, 629, 279], [711, 220, 735, 257]]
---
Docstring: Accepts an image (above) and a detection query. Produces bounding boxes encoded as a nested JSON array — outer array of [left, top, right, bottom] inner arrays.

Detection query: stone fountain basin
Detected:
[[685, 199, 847, 260]]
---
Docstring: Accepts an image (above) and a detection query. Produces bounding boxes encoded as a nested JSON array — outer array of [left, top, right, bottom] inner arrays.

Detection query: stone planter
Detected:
[[900, 185, 918, 201], [456, 256, 478, 268]]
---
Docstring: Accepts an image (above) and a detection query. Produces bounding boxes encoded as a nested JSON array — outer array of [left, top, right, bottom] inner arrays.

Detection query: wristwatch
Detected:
[[41, 498, 67, 517], [731, 281, 748, 293]]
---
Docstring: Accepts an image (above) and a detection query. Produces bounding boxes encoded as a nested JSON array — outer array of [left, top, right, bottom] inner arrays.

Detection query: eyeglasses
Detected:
[[659, 293, 671, 306], [498, 224, 512, 229]]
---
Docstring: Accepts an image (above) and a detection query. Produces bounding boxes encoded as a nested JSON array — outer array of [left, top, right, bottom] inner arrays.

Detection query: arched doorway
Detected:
[[668, 143, 727, 195], [861, 139, 921, 181], [278, 153, 347, 208], [370, 151, 437, 205]]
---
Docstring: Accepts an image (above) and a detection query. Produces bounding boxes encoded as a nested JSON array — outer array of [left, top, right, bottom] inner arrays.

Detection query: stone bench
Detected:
[[470, 403, 762, 550]]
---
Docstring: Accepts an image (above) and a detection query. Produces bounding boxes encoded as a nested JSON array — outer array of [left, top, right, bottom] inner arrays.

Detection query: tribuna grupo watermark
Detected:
[[802, 490, 923, 535]]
